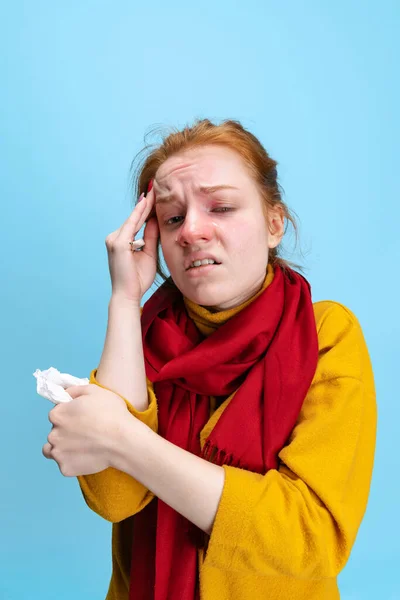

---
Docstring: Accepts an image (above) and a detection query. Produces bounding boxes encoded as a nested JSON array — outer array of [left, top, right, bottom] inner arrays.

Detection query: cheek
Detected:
[[158, 230, 175, 262], [228, 220, 266, 254]]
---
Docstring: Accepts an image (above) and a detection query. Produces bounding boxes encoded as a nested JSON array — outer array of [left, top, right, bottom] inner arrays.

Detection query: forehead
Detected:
[[155, 145, 250, 183]]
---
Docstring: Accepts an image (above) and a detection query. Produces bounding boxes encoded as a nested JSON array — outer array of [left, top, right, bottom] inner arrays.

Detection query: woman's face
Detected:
[[153, 145, 284, 312]]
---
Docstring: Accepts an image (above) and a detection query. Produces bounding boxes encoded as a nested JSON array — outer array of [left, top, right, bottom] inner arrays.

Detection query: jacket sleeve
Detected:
[[77, 308, 159, 523], [203, 301, 377, 580]]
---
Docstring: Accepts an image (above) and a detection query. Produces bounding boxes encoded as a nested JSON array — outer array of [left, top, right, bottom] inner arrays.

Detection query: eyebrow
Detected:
[[155, 185, 239, 205]]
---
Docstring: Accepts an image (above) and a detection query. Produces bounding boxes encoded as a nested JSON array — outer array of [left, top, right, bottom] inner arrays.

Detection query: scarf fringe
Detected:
[[201, 439, 243, 469]]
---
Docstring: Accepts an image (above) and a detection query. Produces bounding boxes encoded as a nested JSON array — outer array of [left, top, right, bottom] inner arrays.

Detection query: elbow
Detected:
[[277, 474, 355, 579], [286, 509, 354, 580], [79, 485, 155, 524], [256, 526, 350, 581], [81, 494, 129, 523], [259, 502, 353, 580]]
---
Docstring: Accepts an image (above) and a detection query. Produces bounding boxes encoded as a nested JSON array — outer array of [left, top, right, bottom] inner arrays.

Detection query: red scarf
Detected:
[[129, 265, 318, 600]]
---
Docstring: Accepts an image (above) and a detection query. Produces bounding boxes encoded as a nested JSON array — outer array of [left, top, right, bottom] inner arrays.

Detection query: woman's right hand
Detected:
[[105, 182, 160, 305]]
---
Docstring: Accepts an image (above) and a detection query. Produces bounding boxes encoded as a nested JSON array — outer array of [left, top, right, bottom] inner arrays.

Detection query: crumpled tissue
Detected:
[[33, 367, 89, 404]]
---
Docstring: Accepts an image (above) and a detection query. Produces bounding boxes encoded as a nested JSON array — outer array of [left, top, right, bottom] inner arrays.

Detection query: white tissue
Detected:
[[33, 367, 89, 404]]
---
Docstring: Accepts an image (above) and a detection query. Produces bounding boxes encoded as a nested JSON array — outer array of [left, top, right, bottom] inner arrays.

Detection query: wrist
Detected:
[[109, 414, 152, 473], [109, 294, 142, 311]]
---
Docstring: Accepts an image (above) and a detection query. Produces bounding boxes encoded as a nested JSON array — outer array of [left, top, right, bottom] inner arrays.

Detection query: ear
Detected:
[[267, 206, 285, 249]]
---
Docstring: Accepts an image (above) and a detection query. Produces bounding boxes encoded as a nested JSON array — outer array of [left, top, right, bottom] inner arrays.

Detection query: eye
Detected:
[[164, 207, 233, 226]]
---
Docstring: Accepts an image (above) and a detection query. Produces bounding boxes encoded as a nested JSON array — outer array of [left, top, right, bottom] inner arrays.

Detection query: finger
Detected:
[[134, 186, 158, 246], [105, 194, 146, 250], [145, 182, 157, 221], [42, 442, 53, 459], [105, 228, 121, 244], [48, 409, 58, 424], [144, 182, 157, 220], [141, 215, 160, 258], [117, 192, 148, 240], [65, 384, 91, 399], [132, 186, 156, 233], [119, 184, 156, 243], [106, 182, 156, 247]]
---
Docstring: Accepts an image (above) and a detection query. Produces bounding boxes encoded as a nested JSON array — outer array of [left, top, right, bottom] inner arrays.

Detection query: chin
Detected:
[[171, 270, 227, 306], [183, 287, 226, 309]]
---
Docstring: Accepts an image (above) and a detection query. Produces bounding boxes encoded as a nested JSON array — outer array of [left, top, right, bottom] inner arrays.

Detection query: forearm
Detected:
[[96, 295, 148, 411], [113, 418, 225, 536]]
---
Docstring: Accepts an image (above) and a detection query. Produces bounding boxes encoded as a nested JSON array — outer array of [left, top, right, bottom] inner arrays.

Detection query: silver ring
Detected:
[[129, 238, 145, 252]]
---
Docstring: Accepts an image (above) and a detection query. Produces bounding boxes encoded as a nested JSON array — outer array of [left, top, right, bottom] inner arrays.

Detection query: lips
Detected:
[[185, 255, 221, 270], [186, 261, 220, 271], [186, 262, 220, 276]]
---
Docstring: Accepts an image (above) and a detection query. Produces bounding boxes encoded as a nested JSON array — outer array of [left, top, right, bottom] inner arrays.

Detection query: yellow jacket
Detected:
[[77, 273, 377, 600]]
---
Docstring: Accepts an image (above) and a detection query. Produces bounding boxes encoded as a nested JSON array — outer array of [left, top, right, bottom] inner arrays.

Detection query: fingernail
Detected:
[[138, 192, 145, 203], [147, 179, 153, 193]]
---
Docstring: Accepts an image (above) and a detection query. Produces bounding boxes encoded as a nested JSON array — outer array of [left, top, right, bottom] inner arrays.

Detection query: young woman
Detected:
[[43, 119, 377, 600]]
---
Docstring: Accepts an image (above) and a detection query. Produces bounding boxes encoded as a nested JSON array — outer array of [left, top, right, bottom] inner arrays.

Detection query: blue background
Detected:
[[1, 1, 398, 598]]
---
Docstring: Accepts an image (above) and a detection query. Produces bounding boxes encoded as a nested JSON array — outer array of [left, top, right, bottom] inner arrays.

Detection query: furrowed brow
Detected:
[[155, 185, 238, 205]]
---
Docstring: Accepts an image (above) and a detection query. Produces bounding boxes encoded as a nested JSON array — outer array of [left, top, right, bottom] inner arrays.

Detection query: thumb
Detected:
[[65, 384, 89, 399]]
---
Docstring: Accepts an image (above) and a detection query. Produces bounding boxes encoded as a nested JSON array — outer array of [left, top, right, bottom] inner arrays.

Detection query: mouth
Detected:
[[185, 260, 222, 271], [186, 263, 221, 276]]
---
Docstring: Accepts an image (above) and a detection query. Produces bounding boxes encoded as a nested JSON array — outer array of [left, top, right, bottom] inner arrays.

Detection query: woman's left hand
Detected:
[[42, 384, 131, 477]]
